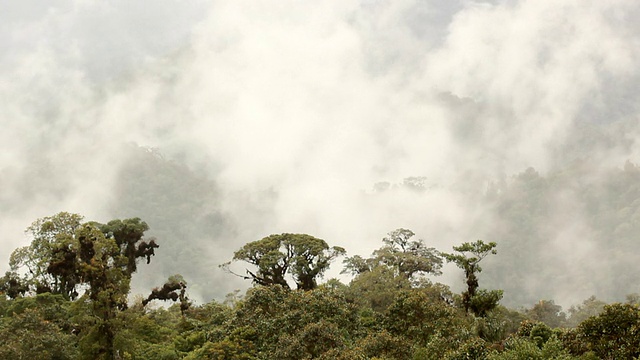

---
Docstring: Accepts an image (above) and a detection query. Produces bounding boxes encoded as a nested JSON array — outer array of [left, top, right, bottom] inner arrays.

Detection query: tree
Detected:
[[342, 229, 444, 313], [376, 228, 443, 279], [346, 265, 412, 312], [527, 300, 566, 328], [6, 213, 169, 359], [0, 271, 29, 298], [343, 228, 443, 282], [470, 289, 505, 318], [566, 296, 606, 327], [444, 240, 501, 316], [98, 218, 159, 275], [384, 285, 470, 348], [67, 223, 138, 359], [577, 303, 640, 359], [8, 212, 84, 299], [475, 305, 527, 343], [224, 233, 345, 290]]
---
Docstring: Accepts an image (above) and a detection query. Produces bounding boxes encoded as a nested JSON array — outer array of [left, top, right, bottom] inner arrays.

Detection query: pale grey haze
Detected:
[[1, 0, 640, 308]]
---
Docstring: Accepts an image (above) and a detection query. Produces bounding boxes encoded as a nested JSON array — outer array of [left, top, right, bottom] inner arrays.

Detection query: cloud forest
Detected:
[[1, 212, 640, 359], [2, 0, 640, 359]]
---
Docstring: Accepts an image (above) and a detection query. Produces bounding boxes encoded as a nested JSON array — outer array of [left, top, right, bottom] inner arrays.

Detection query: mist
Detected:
[[2, 0, 640, 309]]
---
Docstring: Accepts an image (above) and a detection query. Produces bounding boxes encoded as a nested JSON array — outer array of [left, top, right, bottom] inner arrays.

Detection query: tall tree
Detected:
[[9, 212, 84, 299], [527, 300, 566, 328], [6, 213, 167, 360], [342, 229, 443, 312], [444, 240, 501, 316], [224, 233, 345, 290], [343, 228, 443, 282]]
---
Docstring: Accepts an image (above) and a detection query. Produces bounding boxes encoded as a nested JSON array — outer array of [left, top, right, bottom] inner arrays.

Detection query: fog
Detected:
[[2, 0, 640, 308]]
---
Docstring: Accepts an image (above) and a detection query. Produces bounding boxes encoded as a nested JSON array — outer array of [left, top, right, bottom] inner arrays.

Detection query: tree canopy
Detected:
[[3, 216, 640, 359], [225, 233, 345, 290], [1, 212, 188, 359], [343, 228, 443, 282]]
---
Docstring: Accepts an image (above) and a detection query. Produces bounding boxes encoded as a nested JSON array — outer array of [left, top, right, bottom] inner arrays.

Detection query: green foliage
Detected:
[[227, 233, 345, 290], [4, 292, 73, 328], [5, 212, 174, 359], [173, 301, 234, 356], [98, 217, 155, 274], [496, 322, 597, 360], [232, 285, 359, 358], [470, 289, 504, 318], [489, 333, 577, 360], [143, 275, 190, 315], [555, 328, 590, 357], [418, 329, 478, 360], [0, 307, 79, 359], [577, 303, 640, 359], [0, 270, 29, 298], [444, 337, 490, 360], [0, 293, 79, 359], [184, 338, 256, 360], [273, 320, 347, 360], [515, 320, 537, 337], [475, 315, 506, 343], [444, 240, 498, 273], [384, 285, 470, 347], [6, 211, 640, 359], [343, 228, 443, 283], [529, 322, 553, 348], [350, 331, 414, 360], [539, 336, 574, 359], [376, 228, 443, 279], [342, 229, 444, 313], [346, 265, 412, 312], [444, 240, 500, 316], [9, 212, 84, 299], [478, 306, 527, 342], [174, 331, 207, 353]]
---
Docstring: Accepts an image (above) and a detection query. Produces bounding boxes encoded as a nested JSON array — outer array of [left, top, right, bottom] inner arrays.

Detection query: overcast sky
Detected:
[[2, 0, 640, 306]]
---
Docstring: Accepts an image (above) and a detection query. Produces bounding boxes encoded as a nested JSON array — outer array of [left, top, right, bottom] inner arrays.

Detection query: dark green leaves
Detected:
[[227, 233, 345, 290], [444, 240, 500, 316], [343, 228, 443, 282]]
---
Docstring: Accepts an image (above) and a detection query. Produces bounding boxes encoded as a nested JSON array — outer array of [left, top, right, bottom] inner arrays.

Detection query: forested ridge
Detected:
[[2, 212, 640, 359]]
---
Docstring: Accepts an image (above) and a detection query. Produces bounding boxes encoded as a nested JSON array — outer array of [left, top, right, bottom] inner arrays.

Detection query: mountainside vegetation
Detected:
[[2, 213, 640, 359]]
